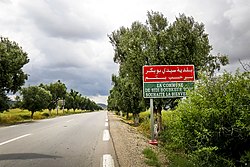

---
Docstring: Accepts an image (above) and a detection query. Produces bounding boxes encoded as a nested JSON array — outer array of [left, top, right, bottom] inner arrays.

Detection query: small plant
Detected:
[[142, 148, 161, 167]]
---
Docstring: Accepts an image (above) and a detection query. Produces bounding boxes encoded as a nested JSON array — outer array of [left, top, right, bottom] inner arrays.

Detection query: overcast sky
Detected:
[[1, 0, 249, 104]]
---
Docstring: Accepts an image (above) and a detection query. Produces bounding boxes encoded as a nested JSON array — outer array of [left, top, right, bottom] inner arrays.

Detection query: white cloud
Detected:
[[1, 0, 249, 104]]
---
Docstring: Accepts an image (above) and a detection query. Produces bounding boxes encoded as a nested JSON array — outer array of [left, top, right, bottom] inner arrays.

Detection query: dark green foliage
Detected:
[[142, 148, 161, 167], [40, 80, 67, 111], [39, 81, 102, 112], [20, 86, 52, 118], [41, 112, 50, 118], [64, 89, 102, 112], [0, 37, 29, 93], [108, 11, 228, 126], [0, 37, 29, 112], [161, 71, 250, 166], [0, 91, 9, 112]]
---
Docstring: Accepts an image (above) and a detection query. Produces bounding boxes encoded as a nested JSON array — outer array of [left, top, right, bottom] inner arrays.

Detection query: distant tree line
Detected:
[[0, 36, 102, 117], [16, 80, 102, 118]]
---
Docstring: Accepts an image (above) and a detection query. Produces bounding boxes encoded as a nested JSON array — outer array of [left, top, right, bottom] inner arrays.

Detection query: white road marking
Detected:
[[66, 119, 73, 123], [8, 125, 18, 128], [0, 134, 31, 146], [103, 154, 114, 167], [105, 118, 108, 122], [105, 122, 109, 127], [102, 130, 110, 141]]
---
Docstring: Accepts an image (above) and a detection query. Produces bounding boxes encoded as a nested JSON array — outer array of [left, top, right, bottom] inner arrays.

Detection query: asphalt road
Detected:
[[0, 111, 118, 167]]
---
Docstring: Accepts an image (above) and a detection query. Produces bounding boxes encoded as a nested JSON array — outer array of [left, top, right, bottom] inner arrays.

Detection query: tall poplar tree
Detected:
[[108, 11, 229, 127]]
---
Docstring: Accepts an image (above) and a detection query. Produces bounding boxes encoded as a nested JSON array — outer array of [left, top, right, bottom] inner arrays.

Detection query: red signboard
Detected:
[[143, 65, 195, 83]]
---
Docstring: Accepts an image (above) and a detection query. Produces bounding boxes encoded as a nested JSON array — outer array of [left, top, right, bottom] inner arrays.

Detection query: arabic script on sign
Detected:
[[143, 65, 195, 82]]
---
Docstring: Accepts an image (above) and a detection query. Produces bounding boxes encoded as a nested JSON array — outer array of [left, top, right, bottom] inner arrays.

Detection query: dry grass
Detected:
[[0, 108, 87, 125]]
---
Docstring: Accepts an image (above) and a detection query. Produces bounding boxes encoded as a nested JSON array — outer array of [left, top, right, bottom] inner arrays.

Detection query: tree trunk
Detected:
[[56, 100, 59, 115], [49, 109, 51, 117], [156, 104, 163, 133], [31, 111, 34, 119], [133, 113, 139, 126], [62, 99, 65, 114], [126, 112, 129, 120]]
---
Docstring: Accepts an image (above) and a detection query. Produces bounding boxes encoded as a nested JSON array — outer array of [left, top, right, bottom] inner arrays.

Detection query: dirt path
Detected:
[[108, 112, 167, 167]]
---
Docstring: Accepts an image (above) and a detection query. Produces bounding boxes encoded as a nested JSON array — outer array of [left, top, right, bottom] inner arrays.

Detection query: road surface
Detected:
[[0, 111, 117, 167]]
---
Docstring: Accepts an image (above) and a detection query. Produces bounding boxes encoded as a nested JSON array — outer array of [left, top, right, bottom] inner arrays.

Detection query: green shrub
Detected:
[[191, 147, 235, 167], [42, 112, 50, 118], [161, 71, 250, 166], [0, 114, 22, 124], [20, 114, 31, 120], [139, 111, 150, 122], [143, 148, 161, 167], [240, 151, 250, 167]]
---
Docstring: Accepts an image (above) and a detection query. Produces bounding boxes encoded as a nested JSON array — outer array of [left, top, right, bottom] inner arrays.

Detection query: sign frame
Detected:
[[143, 65, 195, 98]]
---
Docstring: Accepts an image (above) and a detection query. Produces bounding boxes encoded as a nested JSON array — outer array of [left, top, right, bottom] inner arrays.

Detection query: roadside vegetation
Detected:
[[0, 36, 102, 124], [0, 108, 92, 125], [143, 147, 161, 167], [107, 11, 228, 130], [108, 11, 250, 167], [117, 70, 250, 167]]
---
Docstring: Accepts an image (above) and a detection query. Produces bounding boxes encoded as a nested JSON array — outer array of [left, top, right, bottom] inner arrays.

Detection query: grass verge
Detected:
[[0, 108, 90, 125], [143, 147, 161, 167]]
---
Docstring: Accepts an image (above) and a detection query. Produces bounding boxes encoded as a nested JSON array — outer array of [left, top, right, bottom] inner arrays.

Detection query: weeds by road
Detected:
[[0, 108, 88, 125]]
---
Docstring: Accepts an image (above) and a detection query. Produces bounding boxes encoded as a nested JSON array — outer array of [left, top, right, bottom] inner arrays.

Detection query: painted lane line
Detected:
[[105, 118, 108, 122], [0, 134, 31, 146], [102, 130, 110, 141], [66, 119, 73, 123], [103, 154, 114, 167], [8, 125, 18, 128], [105, 122, 109, 127]]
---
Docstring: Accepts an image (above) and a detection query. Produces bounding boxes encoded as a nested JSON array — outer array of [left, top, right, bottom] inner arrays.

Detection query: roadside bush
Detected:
[[20, 114, 31, 120], [0, 114, 22, 124], [161, 71, 250, 166], [139, 111, 150, 123], [42, 112, 50, 118]]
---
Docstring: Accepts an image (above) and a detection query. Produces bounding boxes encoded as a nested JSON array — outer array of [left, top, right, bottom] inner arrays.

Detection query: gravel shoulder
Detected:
[[108, 112, 168, 167]]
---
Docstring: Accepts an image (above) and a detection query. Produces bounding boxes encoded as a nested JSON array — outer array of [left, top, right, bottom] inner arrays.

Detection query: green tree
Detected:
[[41, 80, 67, 115], [64, 92, 73, 111], [64, 89, 101, 112], [20, 86, 52, 119], [162, 71, 250, 166], [108, 21, 148, 124], [68, 89, 80, 112], [108, 11, 229, 128], [0, 37, 29, 112]]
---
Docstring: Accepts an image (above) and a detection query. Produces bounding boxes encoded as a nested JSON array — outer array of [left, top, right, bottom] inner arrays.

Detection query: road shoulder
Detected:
[[108, 112, 165, 167]]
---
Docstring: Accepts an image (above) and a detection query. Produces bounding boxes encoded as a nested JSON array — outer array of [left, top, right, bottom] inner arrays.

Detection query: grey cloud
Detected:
[[25, 64, 114, 96], [2, 0, 250, 102], [203, 0, 250, 66], [19, 0, 107, 41], [223, 1, 250, 63]]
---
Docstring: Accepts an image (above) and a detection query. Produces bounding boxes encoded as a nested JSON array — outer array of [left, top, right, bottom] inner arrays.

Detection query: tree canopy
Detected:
[[21, 86, 52, 118], [0, 37, 29, 112], [40, 80, 67, 112], [108, 11, 228, 125]]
